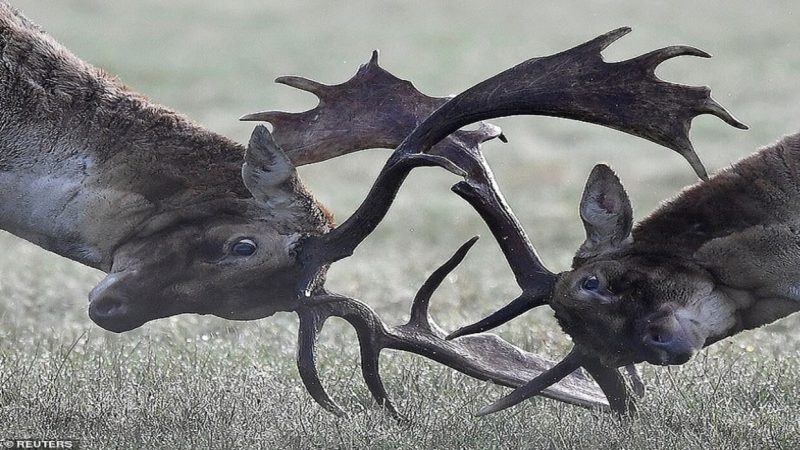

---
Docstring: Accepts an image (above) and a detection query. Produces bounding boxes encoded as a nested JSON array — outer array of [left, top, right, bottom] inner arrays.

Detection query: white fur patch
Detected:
[[0, 153, 150, 266], [683, 288, 739, 339]]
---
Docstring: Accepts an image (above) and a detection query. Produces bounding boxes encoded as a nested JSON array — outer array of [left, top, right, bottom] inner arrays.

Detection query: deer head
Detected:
[[444, 123, 800, 416], [452, 137, 800, 414], [86, 126, 334, 332], [0, 2, 337, 333], [550, 164, 730, 368], [548, 134, 800, 369]]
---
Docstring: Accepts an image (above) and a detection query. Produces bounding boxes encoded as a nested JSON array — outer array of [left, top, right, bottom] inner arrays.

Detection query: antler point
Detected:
[[593, 27, 633, 52], [275, 75, 328, 96], [474, 406, 493, 417], [704, 97, 750, 131]]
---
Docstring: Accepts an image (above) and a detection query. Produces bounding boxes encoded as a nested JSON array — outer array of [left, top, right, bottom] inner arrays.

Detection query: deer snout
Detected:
[[88, 272, 143, 333], [641, 308, 707, 365]]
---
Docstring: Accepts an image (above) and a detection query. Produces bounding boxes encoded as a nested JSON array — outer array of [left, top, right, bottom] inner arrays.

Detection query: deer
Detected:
[[1, 1, 744, 418], [448, 132, 800, 416]]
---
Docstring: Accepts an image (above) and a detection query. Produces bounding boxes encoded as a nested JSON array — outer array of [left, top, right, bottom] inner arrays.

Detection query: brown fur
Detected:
[[635, 134, 800, 255], [551, 134, 800, 366], [0, 2, 332, 332], [0, 3, 248, 200]]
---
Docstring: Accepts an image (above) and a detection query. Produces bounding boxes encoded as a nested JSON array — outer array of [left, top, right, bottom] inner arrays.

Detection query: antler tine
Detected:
[[296, 308, 347, 417], [634, 45, 711, 75], [476, 346, 636, 416], [274, 75, 330, 97], [476, 347, 584, 416], [408, 236, 480, 331], [297, 295, 403, 418], [446, 292, 544, 340], [331, 294, 404, 420], [702, 96, 749, 130], [581, 357, 636, 414]]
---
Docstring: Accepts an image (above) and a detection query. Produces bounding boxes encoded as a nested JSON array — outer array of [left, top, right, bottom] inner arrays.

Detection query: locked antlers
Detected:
[[243, 27, 744, 416]]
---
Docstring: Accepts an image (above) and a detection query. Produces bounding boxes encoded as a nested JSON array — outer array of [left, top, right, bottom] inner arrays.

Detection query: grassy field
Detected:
[[2, 0, 800, 448]]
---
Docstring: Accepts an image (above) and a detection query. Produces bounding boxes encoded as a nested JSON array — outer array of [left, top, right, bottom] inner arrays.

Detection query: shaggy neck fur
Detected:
[[0, 3, 252, 269]]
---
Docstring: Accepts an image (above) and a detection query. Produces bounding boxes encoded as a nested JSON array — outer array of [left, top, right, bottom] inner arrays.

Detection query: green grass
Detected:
[[2, 0, 800, 448]]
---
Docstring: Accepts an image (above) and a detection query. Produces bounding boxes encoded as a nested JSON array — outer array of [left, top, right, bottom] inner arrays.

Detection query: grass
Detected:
[[1, 0, 800, 448]]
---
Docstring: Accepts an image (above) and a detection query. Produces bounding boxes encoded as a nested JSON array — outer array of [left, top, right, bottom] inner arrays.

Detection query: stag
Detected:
[[1, 1, 743, 417], [450, 133, 800, 415], [0, 2, 334, 332]]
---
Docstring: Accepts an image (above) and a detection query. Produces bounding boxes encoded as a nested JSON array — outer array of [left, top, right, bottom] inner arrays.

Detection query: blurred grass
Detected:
[[1, 0, 799, 448]]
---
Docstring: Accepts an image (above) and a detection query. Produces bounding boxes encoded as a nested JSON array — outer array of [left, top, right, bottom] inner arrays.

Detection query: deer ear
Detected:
[[242, 125, 297, 205], [576, 164, 633, 260]]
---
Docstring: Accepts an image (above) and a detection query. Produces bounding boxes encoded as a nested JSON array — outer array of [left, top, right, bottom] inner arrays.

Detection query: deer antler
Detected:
[[244, 28, 744, 416], [296, 238, 609, 419], [245, 50, 621, 413], [291, 28, 746, 298], [241, 50, 505, 167]]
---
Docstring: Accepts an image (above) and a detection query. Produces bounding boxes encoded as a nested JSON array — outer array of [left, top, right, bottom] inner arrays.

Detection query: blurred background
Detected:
[[1, 1, 799, 448]]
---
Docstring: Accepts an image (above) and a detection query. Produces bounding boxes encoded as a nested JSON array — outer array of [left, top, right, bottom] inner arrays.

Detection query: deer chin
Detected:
[[88, 303, 291, 333], [211, 302, 296, 321]]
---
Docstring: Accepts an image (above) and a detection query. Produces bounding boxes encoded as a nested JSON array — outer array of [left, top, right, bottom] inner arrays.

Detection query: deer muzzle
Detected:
[[88, 272, 147, 333], [641, 306, 708, 365]]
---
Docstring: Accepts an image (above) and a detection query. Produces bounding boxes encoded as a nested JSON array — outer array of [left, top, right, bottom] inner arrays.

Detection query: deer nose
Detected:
[[642, 322, 696, 365], [88, 294, 137, 333], [90, 294, 127, 318], [88, 272, 142, 333]]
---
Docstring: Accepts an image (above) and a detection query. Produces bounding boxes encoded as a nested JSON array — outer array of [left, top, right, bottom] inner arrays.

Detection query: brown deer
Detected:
[[0, 2, 335, 333], [449, 134, 800, 415], [1, 2, 743, 417]]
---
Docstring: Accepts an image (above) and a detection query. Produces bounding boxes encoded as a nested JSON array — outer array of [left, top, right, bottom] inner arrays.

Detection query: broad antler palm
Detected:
[[242, 27, 744, 417]]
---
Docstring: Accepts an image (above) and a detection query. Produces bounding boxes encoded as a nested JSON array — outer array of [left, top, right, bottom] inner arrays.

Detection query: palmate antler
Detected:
[[245, 49, 609, 415], [243, 28, 744, 416]]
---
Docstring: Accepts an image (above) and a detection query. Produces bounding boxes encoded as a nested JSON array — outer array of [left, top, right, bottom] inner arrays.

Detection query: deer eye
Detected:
[[231, 239, 257, 256], [581, 275, 601, 291]]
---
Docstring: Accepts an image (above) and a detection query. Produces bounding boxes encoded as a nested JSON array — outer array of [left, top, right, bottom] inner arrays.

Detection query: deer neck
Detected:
[[632, 133, 800, 332], [0, 6, 250, 270], [633, 133, 800, 255]]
